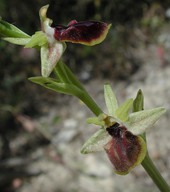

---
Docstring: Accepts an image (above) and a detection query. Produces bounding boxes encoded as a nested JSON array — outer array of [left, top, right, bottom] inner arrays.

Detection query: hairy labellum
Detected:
[[104, 123, 146, 175], [54, 20, 111, 46]]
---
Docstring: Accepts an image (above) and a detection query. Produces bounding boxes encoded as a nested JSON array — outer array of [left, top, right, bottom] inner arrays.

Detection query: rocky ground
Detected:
[[12, 42, 170, 192]]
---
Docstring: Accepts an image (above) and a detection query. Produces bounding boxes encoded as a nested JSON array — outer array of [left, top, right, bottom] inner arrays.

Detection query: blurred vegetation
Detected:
[[0, 0, 170, 191]]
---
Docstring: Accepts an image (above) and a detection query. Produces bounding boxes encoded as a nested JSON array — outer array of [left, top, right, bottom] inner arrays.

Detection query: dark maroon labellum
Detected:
[[104, 123, 142, 174], [54, 20, 110, 46]]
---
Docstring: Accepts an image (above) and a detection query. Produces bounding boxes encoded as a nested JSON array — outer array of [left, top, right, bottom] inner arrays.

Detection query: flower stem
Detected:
[[55, 61, 103, 116], [142, 153, 170, 192], [78, 90, 103, 116]]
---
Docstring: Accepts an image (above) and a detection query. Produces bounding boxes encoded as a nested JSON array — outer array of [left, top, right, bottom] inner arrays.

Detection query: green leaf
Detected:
[[3, 37, 31, 45], [28, 76, 82, 97], [54, 60, 72, 84], [25, 31, 47, 48], [0, 19, 30, 38], [125, 107, 166, 135], [81, 128, 111, 154], [115, 98, 133, 122], [104, 84, 118, 116], [58, 61, 86, 91], [133, 89, 144, 112], [28, 76, 54, 85]]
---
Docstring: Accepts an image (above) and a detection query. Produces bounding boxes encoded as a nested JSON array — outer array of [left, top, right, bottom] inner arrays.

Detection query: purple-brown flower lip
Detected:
[[54, 20, 111, 46], [105, 123, 144, 174]]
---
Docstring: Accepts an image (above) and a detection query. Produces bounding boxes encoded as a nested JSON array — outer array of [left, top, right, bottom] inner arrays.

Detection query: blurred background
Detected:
[[0, 0, 170, 191]]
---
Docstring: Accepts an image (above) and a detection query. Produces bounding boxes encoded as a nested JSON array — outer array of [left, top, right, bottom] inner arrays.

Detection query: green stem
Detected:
[[142, 153, 170, 192], [78, 91, 103, 116], [54, 61, 103, 116]]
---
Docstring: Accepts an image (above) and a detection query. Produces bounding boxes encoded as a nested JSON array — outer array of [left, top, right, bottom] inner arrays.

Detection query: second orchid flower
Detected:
[[81, 85, 166, 175]]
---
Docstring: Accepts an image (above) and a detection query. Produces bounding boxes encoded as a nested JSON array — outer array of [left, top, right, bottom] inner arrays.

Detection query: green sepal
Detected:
[[125, 107, 166, 135], [104, 84, 118, 116], [81, 128, 111, 154]]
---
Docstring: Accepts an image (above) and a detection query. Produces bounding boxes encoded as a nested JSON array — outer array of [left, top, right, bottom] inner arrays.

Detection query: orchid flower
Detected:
[[38, 5, 111, 77], [81, 84, 166, 175], [0, 5, 111, 77]]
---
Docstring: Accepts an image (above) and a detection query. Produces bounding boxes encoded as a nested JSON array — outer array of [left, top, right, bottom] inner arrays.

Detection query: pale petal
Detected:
[[41, 42, 66, 77], [81, 128, 111, 154], [125, 107, 166, 135]]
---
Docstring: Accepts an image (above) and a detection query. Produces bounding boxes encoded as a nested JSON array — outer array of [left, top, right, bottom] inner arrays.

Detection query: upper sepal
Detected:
[[104, 84, 119, 116], [104, 84, 133, 122], [54, 20, 111, 46]]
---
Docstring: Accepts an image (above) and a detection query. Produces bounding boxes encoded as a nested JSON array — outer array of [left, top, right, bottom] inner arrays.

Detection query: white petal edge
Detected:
[[41, 42, 65, 77], [81, 128, 111, 154], [125, 107, 166, 135]]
